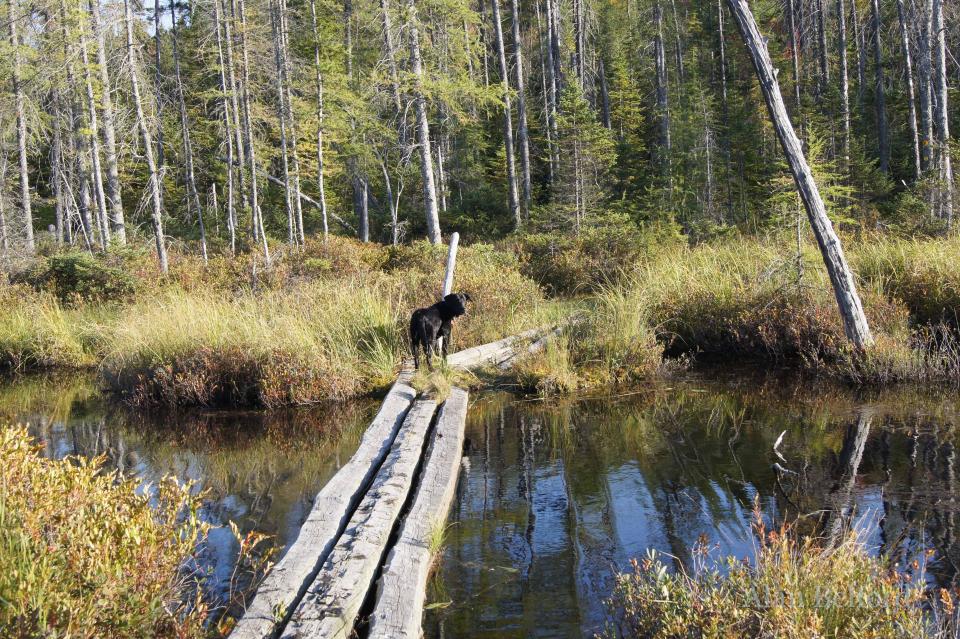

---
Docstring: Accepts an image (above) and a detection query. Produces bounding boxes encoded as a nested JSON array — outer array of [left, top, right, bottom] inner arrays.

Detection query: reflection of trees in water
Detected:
[[1, 373, 378, 551], [436, 379, 960, 639]]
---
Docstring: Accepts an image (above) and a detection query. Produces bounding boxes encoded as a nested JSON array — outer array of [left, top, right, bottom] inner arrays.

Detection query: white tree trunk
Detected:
[[896, 0, 921, 180], [510, 0, 532, 215], [309, 0, 330, 243], [406, 0, 442, 244], [725, 0, 874, 349], [9, 0, 34, 252], [870, 0, 889, 173], [491, 0, 521, 229], [89, 0, 126, 242], [123, 0, 168, 271], [931, 0, 953, 226]]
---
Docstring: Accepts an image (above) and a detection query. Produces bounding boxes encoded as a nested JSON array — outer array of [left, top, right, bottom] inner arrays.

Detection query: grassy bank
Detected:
[[3, 233, 960, 405], [0, 239, 556, 407], [0, 427, 268, 637], [514, 233, 960, 394], [604, 517, 955, 638]]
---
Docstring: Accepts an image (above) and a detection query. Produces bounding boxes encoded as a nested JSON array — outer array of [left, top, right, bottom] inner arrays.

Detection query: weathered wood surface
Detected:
[[445, 326, 546, 369], [231, 372, 416, 639], [367, 387, 469, 638], [280, 398, 439, 639]]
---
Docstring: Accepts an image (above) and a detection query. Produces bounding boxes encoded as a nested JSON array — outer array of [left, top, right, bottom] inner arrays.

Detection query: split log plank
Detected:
[[444, 326, 546, 369], [231, 372, 416, 639], [367, 387, 469, 638], [280, 398, 440, 639]]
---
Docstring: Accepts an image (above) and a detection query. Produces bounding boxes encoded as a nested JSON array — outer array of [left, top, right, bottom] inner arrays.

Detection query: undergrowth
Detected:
[[0, 427, 272, 638], [603, 511, 958, 639]]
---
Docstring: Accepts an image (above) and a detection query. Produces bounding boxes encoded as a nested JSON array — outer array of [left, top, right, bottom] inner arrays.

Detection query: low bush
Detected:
[[0, 427, 208, 637], [17, 251, 137, 305], [605, 516, 946, 639], [510, 214, 659, 296]]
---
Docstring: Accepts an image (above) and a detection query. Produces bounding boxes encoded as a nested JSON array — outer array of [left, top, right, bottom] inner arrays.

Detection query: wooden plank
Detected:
[[445, 326, 545, 369], [280, 398, 440, 639], [367, 387, 469, 639], [232, 372, 417, 639]]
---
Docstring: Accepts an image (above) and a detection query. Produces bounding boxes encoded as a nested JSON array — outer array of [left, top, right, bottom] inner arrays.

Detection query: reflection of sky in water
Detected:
[[2, 379, 375, 604], [5, 373, 960, 638], [428, 385, 960, 639]]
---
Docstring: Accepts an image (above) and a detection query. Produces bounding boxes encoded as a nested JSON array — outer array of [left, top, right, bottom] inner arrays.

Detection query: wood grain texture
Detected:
[[280, 398, 440, 639], [367, 387, 469, 638], [231, 372, 416, 639]]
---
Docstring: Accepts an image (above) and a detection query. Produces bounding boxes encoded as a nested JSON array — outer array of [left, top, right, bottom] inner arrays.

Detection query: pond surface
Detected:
[[2, 371, 959, 638]]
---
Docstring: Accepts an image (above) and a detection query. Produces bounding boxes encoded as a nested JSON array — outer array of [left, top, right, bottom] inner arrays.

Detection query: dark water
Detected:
[[423, 375, 960, 639], [2, 372, 960, 638], [0, 373, 379, 598]]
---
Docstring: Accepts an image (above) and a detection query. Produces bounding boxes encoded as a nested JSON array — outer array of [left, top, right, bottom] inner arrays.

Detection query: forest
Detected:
[[2, 0, 960, 635], [0, 0, 953, 255]]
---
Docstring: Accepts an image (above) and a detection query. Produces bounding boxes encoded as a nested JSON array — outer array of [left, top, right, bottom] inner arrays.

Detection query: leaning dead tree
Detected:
[[725, 0, 873, 350]]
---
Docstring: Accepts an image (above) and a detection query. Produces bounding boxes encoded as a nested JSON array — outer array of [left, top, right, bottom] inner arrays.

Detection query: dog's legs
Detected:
[[412, 341, 420, 370], [441, 324, 451, 362]]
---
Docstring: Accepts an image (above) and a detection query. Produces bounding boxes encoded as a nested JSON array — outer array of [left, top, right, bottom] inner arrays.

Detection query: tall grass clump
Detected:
[[854, 235, 960, 328], [0, 288, 93, 371], [0, 427, 208, 637], [605, 517, 948, 639], [102, 280, 403, 407], [633, 238, 910, 367], [515, 283, 662, 395]]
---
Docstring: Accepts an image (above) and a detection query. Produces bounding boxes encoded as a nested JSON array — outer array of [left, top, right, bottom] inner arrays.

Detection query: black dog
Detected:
[[410, 293, 471, 370]]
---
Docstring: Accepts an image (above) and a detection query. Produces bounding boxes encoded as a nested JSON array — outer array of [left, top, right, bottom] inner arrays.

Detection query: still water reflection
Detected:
[[0, 373, 378, 598], [425, 375, 960, 638], [3, 372, 960, 638]]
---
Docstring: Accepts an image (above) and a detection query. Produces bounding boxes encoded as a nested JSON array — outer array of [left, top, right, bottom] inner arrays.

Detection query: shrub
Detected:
[[0, 427, 208, 638], [510, 214, 656, 296], [605, 517, 938, 639], [18, 251, 137, 305]]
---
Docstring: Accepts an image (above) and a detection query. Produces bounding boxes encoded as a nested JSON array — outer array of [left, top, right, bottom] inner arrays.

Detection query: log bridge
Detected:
[[230, 327, 555, 639]]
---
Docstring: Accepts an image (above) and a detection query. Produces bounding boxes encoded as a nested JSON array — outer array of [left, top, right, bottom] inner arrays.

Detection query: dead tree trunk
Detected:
[[918, 0, 933, 172], [654, 0, 672, 179], [170, 0, 207, 261], [787, 0, 802, 111], [123, 0, 168, 271], [538, 0, 558, 179], [931, 0, 953, 226], [309, 0, 330, 243], [270, 0, 296, 245], [78, 13, 111, 245], [407, 0, 442, 244], [9, 0, 34, 252], [213, 0, 237, 253], [870, 0, 889, 173], [815, 0, 829, 97], [509, 0, 532, 215], [851, 0, 867, 110], [895, 0, 921, 180], [237, 0, 270, 261], [837, 0, 851, 165], [89, 0, 125, 242], [725, 0, 874, 349], [278, 0, 304, 244], [491, 0, 522, 229]]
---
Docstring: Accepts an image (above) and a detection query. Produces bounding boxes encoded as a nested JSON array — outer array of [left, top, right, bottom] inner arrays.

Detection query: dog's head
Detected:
[[442, 292, 471, 318]]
